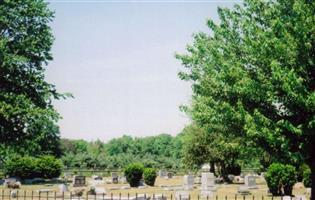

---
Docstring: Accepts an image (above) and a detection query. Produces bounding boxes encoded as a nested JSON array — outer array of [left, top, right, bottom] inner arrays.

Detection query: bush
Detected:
[[265, 163, 297, 196], [4, 155, 62, 179], [297, 164, 309, 182], [35, 156, 62, 178], [124, 163, 144, 187], [303, 167, 311, 188], [4, 156, 36, 179], [143, 168, 157, 186]]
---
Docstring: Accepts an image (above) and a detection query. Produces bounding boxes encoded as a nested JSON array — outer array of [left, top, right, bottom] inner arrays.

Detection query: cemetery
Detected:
[[1, 1, 314, 200], [0, 163, 311, 200]]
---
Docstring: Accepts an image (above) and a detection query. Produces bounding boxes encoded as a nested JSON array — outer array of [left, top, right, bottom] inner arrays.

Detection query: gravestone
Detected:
[[244, 175, 257, 189], [10, 190, 17, 198], [183, 175, 194, 190], [119, 176, 127, 184], [200, 164, 216, 197], [167, 172, 173, 179], [58, 184, 68, 192], [72, 175, 86, 187], [111, 172, 119, 184], [159, 170, 167, 178]]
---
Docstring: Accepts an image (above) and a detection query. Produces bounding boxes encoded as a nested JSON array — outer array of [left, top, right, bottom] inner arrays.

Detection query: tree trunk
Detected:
[[311, 157, 315, 200], [210, 162, 215, 175]]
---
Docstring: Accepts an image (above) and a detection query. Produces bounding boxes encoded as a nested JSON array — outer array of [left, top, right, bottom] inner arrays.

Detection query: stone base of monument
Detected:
[[237, 186, 251, 195]]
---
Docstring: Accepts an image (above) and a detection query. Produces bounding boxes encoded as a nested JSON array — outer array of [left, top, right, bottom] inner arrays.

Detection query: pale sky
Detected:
[[45, 0, 239, 141]]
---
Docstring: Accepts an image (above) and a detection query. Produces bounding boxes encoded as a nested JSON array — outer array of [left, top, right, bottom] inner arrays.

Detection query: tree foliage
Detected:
[[60, 134, 184, 170], [177, 0, 315, 194], [0, 0, 67, 157]]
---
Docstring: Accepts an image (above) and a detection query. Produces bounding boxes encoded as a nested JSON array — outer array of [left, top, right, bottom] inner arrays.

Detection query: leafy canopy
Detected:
[[0, 0, 69, 157]]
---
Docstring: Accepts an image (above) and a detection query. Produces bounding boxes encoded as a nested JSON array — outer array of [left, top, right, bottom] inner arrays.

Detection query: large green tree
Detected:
[[177, 0, 315, 197], [0, 0, 66, 157]]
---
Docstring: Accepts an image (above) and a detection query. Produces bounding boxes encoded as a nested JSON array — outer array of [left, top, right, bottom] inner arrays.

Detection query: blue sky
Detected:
[[45, 0, 239, 141]]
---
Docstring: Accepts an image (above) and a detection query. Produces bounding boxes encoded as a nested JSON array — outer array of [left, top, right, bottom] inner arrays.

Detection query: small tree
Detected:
[[35, 155, 62, 178], [124, 163, 144, 187], [143, 168, 157, 186], [265, 163, 297, 196]]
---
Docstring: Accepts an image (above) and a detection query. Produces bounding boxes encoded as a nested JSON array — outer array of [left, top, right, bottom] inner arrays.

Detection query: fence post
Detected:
[[1, 189, 3, 200], [216, 195, 218, 200], [198, 194, 200, 200], [46, 191, 48, 200], [31, 190, 34, 200], [111, 193, 113, 200], [54, 191, 56, 200], [17, 189, 19, 200], [170, 194, 172, 200], [226, 195, 228, 200], [136, 193, 138, 200], [39, 191, 41, 200], [127, 193, 129, 200], [119, 193, 121, 200], [24, 190, 26, 200], [103, 192, 105, 200], [70, 192, 72, 200], [207, 195, 209, 200]]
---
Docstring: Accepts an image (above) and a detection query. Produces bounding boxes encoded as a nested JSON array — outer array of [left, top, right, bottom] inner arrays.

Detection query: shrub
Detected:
[[35, 155, 62, 178], [303, 167, 311, 188], [124, 163, 144, 187], [297, 164, 309, 182], [143, 168, 157, 186], [4, 156, 36, 179], [4, 155, 62, 179], [265, 163, 297, 196]]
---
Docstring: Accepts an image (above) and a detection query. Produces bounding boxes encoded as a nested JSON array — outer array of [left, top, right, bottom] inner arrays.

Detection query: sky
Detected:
[[45, 0, 239, 142]]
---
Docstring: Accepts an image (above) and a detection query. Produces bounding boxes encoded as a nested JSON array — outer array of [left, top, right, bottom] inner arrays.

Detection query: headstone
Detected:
[[4, 178, 17, 186], [244, 175, 257, 189], [238, 185, 251, 195], [175, 191, 189, 200], [111, 172, 119, 184], [119, 176, 127, 184], [167, 172, 173, 179], [58, 184, 68, 192], [158, 170, 166, 177], [10, 190, 17, 198], [183, 175, 194, 190], [200, 164, 216, 197], [72, 175, 86, 187]]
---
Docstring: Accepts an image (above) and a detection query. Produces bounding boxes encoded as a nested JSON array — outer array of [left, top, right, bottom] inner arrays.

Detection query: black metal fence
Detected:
[[0, 190, 310, 200]]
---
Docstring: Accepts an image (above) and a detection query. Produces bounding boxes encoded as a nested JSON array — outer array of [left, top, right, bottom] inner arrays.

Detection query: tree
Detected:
[[0, 0, 68, 157], [177, 0, 315, 197]]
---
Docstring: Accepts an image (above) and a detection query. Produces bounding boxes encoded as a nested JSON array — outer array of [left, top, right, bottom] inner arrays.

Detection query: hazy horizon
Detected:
[[45, 0, 239, 142]]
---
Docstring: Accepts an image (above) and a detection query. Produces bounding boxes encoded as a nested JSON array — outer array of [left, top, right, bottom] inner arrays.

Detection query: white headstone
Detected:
[[183, 175, 194, 190], [244, 175, 257, 189], [200, 165, 216, 197], [58, 184, 68, 192]]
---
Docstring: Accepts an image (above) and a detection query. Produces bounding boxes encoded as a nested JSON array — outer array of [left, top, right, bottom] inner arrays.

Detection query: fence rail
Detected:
[[0, 190, 310, 200]]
